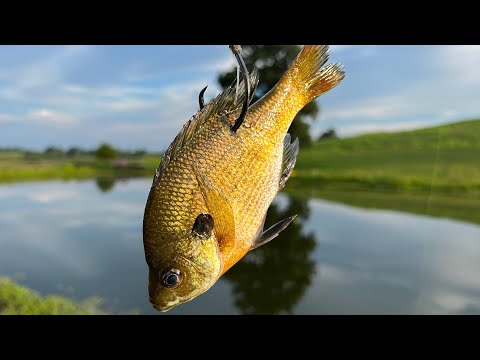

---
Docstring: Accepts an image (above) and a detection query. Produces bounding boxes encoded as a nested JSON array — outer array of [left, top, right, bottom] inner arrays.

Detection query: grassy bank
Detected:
[[0, 277, 106, 315], [0, 152, 160, 184], [293, 118, 480, 193]]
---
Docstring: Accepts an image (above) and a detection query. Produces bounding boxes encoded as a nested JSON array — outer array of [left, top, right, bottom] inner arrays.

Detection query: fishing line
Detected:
[[426, 127, 442, 214], [235, 62, 240, 104], [415, 125, 442, 312]]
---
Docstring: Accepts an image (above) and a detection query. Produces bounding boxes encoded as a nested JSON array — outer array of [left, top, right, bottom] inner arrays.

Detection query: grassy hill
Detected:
[[293, 118, 480, 193]]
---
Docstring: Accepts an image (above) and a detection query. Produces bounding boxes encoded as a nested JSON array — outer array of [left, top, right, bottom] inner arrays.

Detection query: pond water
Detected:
[[1, 178, 480, 314]]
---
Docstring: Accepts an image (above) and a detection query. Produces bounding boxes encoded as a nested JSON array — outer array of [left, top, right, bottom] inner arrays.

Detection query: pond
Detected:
[[1, 178, 480, 314]]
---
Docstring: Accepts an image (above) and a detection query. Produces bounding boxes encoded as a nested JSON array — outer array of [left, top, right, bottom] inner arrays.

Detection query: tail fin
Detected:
[[288, 45, 345, 104]]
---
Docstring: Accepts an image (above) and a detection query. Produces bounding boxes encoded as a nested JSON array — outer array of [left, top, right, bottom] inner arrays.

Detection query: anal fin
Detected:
[[250, 215, 297, 251]]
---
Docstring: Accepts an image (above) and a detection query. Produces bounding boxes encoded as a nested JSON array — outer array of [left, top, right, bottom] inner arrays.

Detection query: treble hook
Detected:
[[198, 86, 208, 110], [229, 45, 250, 133]]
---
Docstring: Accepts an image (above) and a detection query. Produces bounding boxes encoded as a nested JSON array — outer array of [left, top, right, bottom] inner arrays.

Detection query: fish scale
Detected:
[[143, 45, 345, 311]]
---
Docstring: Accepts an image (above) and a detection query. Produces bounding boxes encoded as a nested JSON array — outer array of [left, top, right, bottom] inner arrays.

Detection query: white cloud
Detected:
[[330, 45, 354, 55], [209, 53, 236, 73], [63, 84, 89, 94], [107, 98, 158, 112], [325, 96, 407, 120], [0, 46, 93, 102], [436, 45, 480, 84], [330, 45, 377, 58], [319, 45, 480, 137], [0, 113, 14, 122], [336, 121, 437, 137], [27, 109, 77, 126]]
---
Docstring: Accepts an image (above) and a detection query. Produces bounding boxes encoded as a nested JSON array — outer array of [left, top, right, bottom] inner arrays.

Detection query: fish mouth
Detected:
[[152, 303, 175, 312], [149, 297, 178, 313]]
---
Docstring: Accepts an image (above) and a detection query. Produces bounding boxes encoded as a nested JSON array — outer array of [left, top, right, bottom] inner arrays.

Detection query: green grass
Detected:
[[0, 277, 106, 315], [294, 118, 480, 193], [0, 154, 160, 184]]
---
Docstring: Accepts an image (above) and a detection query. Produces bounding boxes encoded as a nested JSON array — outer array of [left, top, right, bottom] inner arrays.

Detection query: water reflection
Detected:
[[1, 179, 480, 314], [224, 196, 316, 314], [95, 177, 116, 193]]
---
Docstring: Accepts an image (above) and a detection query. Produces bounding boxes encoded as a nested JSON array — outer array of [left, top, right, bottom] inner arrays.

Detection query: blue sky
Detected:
[[0, 45, 479, 151]]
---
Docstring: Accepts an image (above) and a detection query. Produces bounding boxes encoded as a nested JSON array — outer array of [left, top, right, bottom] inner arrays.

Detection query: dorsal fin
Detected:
[[153, 69, 259, 185], [279, 133, 300, 189]]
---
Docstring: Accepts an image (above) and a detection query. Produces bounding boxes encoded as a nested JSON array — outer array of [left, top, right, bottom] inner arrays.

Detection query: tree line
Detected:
[[21, 143, 150, 160]]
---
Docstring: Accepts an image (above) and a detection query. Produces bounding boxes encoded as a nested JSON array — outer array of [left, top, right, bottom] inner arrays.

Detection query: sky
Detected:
[[0, 45, 479, 152]]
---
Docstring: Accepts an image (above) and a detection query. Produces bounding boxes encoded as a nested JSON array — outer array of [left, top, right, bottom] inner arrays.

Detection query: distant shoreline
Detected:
[[1, 119, 479, 195]]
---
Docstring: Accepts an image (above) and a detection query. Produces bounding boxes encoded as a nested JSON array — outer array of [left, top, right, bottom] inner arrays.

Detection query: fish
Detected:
[[143, 45, 345, 312]]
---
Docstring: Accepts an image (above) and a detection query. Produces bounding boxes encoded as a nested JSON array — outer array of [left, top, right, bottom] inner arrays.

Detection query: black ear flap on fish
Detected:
[[191, 213, 214, 240], [194, 163, 236, 253]]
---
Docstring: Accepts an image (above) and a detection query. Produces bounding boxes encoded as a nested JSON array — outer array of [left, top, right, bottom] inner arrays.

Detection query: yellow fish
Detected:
[[143, 45, 345, 312]]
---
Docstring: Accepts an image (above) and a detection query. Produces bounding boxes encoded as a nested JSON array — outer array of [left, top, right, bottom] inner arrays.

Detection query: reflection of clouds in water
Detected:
[[309, 198, 426, 230], [0, 186, 14, 199], [413, 226, 480, 314], [318, 264, 351, 284], [26, 188, 80, 203], [304, 198, 480, 314], [1, 222, 100, 277], [0, 181, 81, 201], [0, 178, 149, 202], [107, 202, 145, 216], [0, 179, 150, 279], [319, 264, 412, 289], [108, 178, 152, 193], [2, 179, 480, 314], [272, 192, 290, 213], [417, 290, 480, 314]]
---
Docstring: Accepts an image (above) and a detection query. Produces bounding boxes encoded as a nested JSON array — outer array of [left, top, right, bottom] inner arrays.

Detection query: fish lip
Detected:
[[149, 297, 177, 312], [153, 303, 175, 312]]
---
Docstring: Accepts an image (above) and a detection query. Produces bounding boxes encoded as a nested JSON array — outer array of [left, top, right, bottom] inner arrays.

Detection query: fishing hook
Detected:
[[229, 45, 250, 133], [198, 86, 208, 110]]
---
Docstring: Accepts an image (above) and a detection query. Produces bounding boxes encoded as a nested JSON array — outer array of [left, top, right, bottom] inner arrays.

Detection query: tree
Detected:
[[217, 45, 320, 148], [44, 146, 64, 157], [66, 147, 82, 157], [224, 196, 316, 314], [132, 149, 147, 157], [95, 143, 118, 160], [318, 128, 338, 141]]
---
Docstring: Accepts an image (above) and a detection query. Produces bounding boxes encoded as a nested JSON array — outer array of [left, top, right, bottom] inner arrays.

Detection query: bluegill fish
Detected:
[[143, 45, 345, 311]]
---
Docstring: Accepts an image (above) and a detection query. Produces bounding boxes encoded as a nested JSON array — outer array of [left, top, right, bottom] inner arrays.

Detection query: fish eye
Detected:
[[161, 268, 183, 289]]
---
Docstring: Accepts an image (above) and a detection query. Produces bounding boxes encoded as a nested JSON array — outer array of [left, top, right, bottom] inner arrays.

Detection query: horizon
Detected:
[[0, 45, 479, 151], [2, 116, 477, 153]]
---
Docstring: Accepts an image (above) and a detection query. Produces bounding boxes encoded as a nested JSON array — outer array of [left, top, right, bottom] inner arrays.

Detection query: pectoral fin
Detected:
[[194, 164, 236, 254], [279, 134, 299, 190], [250, 215, 297, 251]]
